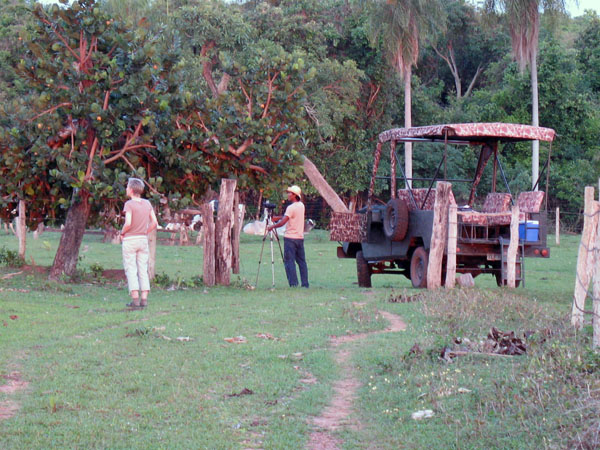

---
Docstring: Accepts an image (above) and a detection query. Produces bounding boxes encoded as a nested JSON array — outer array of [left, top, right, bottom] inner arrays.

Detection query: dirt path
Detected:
[[307, 308, 406, 450], [0, 371, 29, 421]]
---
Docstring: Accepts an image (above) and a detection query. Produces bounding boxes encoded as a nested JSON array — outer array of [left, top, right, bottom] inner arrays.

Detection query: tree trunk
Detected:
[[17, 200, 26, 261], [531, 48, 540, 190], [215, 179, 237, 285], [302, 156, 349, 213], [49, 191, 91, 280], [202, 202, 215, 286], [404, 66, 413, 188]]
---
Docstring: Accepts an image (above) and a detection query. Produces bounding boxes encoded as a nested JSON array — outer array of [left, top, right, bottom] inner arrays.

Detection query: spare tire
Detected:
[[383, 199, 409, 241]]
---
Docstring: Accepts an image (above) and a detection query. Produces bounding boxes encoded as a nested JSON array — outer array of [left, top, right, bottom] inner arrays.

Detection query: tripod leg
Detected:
[[270, 232, 276, 287], [255, 229, 269, 287], [273, 231, 284, 263]]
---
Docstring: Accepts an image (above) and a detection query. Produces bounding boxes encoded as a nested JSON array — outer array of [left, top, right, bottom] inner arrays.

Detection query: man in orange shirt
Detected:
[[120, 178, 158, 309], [267, 185, 309, 288]]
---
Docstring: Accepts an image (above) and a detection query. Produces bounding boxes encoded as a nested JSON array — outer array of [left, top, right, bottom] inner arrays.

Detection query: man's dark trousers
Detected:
[[283, 237, 309, 288]]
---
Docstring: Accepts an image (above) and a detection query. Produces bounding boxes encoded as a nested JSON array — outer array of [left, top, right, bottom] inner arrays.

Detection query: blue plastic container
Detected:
[[518, 221, 539, 241]]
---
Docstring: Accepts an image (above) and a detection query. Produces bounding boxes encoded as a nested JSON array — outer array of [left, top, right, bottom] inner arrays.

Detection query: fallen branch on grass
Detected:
[[1, 271, 23, 280], [445, 350, 514, 358]]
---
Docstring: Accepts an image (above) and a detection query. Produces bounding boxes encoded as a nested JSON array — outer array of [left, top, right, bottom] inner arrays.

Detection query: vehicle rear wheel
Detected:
[[495, 262, 521, 287], [383, 199, 409, 241], [410, 247, 429, 288], [356, 251, 372, 288]]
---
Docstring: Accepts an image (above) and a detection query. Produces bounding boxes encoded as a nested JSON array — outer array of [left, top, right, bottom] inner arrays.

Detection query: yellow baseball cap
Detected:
[[287, 185, 302, 196]]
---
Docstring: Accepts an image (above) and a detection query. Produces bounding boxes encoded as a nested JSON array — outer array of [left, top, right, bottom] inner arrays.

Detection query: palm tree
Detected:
[[484, 0, 566, 190], [367, 0, 441, 188]]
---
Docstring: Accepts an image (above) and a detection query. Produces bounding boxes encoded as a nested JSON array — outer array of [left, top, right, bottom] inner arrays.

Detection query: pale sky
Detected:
[[567, 0, 600, 17]]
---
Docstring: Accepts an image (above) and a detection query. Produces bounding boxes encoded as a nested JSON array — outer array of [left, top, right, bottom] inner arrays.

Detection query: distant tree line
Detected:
[[0, 0, 598, 277]]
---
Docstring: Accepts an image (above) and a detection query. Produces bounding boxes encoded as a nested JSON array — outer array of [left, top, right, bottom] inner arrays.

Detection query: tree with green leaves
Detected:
[[575, 11, 600, 94], [484, 0, 566, 190], [1, 0, 312, 279], [366, 0, 442, 188], [170, 0, 312, 198], [428, 0, 508, 100], [6, 0, 183, 278]]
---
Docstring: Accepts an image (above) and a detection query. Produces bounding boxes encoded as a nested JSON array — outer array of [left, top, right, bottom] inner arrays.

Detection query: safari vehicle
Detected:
[[330, 123, 556, 288]]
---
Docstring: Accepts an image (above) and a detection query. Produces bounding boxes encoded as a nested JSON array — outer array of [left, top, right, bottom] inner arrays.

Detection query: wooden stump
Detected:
[[17, 200, 26, 260], [179, 227, 189, 246], [202, 203, 216, 287], [445, 204, 457, 289], [427, 181, 451, 289], [215, 179, 237, 285], [231, 193, 245, 274], [555, 207, 560, 246], [507, 205, 520, 288]]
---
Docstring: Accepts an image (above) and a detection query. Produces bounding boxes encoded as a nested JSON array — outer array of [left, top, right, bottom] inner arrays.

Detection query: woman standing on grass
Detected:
[[120, 177, 158, 309]]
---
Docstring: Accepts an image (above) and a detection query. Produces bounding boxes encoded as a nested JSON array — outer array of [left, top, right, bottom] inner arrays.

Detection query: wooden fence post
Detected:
[[555, 207, 560, 246], [572, 187, 599, 328], [507, 205, 520, 288], [231, 192, 245, 274], [148, 228, 157, 280], [202, 202, 215, 286], [427, 181, 451, 289], [215, 179, 237, 285], [445, 204, 457, 289], [593, 218, 600, 348], [17, 200, 26, 261]]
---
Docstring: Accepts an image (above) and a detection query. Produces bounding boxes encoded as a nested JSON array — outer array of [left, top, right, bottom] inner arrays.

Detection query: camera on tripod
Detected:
[[255, 200, 284, 288], [263, 201, 277, 218]]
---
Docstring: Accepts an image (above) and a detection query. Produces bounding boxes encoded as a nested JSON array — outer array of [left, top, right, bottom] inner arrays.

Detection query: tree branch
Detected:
[[39, 16, 80, 61], [103, 121, 144, 165], [464, 64, 484, 98], [201, 41, 218, 98], [228, 138, 253, 157], [262, 71, 279, 119], [239, 79, 253, 118], [27, 102, 72, 123]]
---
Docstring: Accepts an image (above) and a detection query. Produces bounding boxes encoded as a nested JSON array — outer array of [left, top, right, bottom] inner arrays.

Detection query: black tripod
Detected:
[[255, 208, 284, 288]]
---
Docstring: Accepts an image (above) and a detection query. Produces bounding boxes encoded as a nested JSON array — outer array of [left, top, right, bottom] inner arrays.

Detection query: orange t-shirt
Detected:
[[123, 199, 154, 238], [284, 201, 305, 239]]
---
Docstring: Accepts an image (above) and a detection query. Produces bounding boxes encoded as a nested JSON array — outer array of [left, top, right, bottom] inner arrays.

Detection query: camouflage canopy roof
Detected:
[[379, 123, 556, 144]]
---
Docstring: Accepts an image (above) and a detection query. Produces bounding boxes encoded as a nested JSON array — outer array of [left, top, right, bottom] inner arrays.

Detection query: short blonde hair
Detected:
[[127, 177, 145, 195]]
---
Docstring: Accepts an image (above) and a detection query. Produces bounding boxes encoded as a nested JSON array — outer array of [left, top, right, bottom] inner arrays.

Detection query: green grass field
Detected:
[[1, 229, 597, 449]]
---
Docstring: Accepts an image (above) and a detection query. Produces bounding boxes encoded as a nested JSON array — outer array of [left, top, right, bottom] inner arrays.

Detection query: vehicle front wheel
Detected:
[[410, 247, 429, 288], [356, 251, 372, 288]]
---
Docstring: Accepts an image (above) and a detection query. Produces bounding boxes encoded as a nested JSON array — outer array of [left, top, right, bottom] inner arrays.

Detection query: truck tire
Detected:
[[383, 199, 409, 241], [356, 251, 372, 288], [410, 247, 428, 288], [495, 262, 521, 287]]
